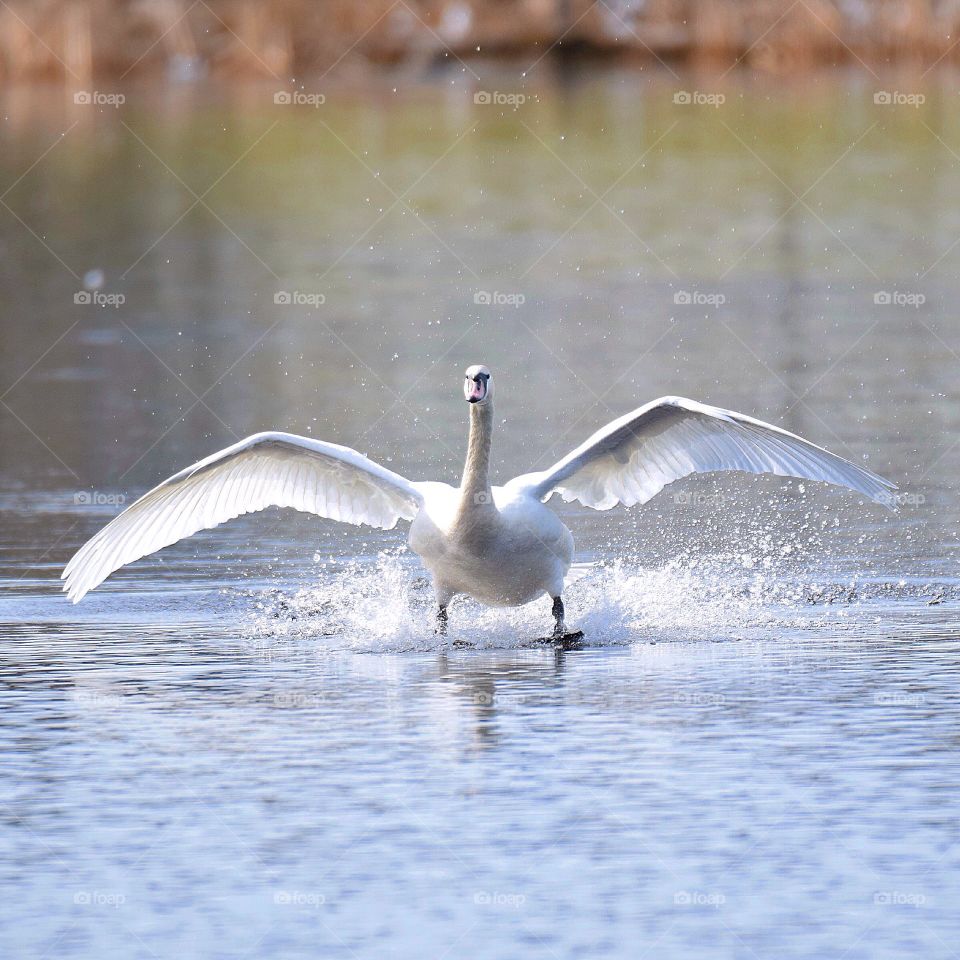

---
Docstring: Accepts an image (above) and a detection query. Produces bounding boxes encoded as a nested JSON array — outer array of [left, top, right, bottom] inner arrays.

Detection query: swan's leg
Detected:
[[525, 596, 582, 649], [434, 583, 457, 640], [552, 596, 565, 638], [437, 602, 470, 648]]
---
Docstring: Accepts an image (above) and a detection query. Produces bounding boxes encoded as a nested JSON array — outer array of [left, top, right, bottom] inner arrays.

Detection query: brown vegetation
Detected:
[[1, 0, 959, 83]]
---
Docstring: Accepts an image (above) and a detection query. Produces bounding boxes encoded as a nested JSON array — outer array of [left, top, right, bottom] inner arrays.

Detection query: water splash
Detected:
[[246, 543, 955, 653]]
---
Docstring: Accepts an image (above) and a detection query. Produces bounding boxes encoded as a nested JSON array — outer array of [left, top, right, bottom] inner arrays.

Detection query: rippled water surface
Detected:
[[2, 70, 960, 958]]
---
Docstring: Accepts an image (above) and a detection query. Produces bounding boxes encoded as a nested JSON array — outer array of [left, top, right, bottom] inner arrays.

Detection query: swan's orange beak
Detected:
[[466, 377, 486, 403]]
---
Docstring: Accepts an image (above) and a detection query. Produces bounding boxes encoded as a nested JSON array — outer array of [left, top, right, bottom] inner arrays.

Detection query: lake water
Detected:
[[1, 68, 959, 958]]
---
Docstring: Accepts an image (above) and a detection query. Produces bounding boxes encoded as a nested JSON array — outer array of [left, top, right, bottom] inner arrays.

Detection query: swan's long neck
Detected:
[[457, 400, 495, 517]]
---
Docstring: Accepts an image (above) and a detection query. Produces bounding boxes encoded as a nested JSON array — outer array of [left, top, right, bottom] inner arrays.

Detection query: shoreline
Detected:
[[2, 1, 960, 85]]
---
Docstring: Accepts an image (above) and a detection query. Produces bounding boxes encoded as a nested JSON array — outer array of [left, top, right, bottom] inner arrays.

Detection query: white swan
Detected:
[[63, 364, 895, 641]]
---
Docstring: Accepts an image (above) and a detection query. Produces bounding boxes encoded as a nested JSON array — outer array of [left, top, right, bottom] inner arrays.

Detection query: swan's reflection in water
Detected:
[[3, 605, 960, 958], [434, 648, 574, 748]]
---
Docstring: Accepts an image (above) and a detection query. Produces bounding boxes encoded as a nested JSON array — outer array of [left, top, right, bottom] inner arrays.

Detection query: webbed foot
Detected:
[[526, 630, 585, 651]]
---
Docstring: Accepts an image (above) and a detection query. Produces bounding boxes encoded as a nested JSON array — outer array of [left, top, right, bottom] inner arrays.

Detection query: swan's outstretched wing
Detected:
[[62, 432, 423, 602], [509, 396, 895, 510]]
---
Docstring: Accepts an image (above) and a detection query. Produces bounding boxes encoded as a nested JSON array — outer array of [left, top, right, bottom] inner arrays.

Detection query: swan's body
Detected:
[[63, 365, 896, 640], [409, 481, 573, 607]]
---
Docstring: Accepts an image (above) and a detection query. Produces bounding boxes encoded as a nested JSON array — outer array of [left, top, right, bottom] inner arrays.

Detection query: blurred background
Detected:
[[1, 0, 959, 81], [1, 0, 956, 588]]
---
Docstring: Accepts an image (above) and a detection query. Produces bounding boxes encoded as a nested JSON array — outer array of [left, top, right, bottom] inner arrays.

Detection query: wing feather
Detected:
[[509, 396, 895, 510], [62, 432, 422, 602]]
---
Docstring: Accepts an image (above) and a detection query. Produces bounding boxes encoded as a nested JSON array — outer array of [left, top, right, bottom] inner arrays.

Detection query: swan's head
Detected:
[[464, 364, 492, 404]]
